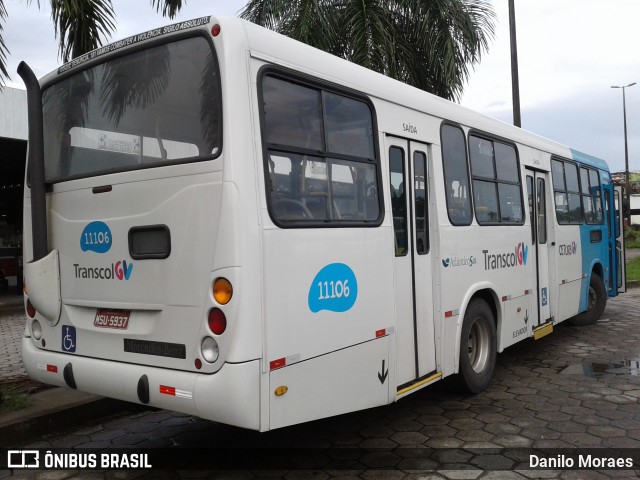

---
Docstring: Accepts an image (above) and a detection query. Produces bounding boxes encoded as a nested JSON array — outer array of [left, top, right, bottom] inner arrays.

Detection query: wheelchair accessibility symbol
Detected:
[[62, 325, 76, 353]]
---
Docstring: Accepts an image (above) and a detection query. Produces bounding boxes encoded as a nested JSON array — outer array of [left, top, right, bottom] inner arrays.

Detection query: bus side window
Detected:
[[527, 175, 535, 243], [552, 158, 583, 224], [441, 124, 472, 225], [469, 135, 523, 225], [261, 73, 381, 226], [389, 146, 407, 256], [537, 178, 547, 244]]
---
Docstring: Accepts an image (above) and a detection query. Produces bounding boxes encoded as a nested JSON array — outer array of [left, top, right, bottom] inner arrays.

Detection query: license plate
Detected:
[[94, 309, 130, 330]]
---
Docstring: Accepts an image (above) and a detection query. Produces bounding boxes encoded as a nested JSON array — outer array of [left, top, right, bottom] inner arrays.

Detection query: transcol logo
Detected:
[[483, 242, 528, 270], [73, 260, 133, 281], [559, 241, 578, 256]]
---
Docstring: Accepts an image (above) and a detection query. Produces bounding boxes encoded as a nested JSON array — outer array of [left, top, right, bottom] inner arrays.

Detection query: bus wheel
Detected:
[[449, 298, 496, 394], [569, 273, 606, 326]]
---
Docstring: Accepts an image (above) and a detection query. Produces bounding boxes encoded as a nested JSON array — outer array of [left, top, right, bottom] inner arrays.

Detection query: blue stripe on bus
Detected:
[[572, 149, 610, 313], [578, 224, 593, 312], [571, 148, 609, 171]]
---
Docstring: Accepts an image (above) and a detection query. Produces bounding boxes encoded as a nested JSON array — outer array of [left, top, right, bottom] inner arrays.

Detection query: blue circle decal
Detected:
[[308, 263, 358, 313], [80, 221, 112, 254]]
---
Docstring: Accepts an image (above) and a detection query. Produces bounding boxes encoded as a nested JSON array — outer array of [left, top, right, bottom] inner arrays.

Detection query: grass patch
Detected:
[[628, 256, 640, 282], [0, 386, 31, 414], [626, 228, 640, 249]]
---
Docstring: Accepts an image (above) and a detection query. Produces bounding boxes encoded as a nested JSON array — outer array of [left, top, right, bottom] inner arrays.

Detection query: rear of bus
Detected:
[[20, 17, 263, 429]]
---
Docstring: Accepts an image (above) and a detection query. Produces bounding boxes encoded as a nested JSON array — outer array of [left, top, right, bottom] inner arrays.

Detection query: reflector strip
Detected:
[[160, 385, 175, 396], [159, 385, 192, 399], [270, 353, 301, 371], [47, 364, 58, 373], [270, 358, 286, 370], [37, 363, 48, 372], [376, 329, 386, 338], [524, 289, 531, 295], [444, 310, 459, 318]]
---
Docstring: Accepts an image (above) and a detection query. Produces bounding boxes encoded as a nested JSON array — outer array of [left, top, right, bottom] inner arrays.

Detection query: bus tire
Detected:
[[448, 298, 496, 394], [569, 273, 606, 326]]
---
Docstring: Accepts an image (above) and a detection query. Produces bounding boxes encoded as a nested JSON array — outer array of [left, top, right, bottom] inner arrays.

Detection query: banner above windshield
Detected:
[[57, 16, 211, 74]]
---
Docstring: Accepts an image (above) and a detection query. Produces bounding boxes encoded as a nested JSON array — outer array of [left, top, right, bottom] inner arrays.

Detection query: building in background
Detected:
[[611, 171, 640, 226], [0, 86, 27, 291]]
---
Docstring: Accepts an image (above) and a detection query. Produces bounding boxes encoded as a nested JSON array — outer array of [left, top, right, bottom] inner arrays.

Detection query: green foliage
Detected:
[[627, 256, 640, 282], [625, 227, 640, 249], [0, 387, 30, 413], [0, 2, 7, 81], [0, 0, 186, 84], [240, 0, 496, 101], [51, 0, 116, 63]]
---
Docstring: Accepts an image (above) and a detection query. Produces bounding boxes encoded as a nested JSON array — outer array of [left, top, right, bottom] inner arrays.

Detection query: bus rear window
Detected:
[[42, 35, 222, 183]]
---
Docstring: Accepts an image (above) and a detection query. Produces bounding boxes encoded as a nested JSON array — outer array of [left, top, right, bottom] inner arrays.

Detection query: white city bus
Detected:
[[20, 16, 625, 431]]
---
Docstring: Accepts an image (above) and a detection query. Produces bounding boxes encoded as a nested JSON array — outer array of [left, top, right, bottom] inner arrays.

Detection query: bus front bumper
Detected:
[[22, 337, 261, 430]]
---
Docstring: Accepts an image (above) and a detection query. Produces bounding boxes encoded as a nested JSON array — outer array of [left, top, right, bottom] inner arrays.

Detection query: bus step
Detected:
[[533, 322, 553, 340]]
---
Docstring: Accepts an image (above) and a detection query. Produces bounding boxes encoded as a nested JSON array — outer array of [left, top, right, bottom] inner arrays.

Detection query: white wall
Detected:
[[0, 86, 27, 140], [632, 194, 640, 226]]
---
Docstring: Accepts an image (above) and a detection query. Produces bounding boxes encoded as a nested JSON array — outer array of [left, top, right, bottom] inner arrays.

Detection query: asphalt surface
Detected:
[[1, 280, 640, 478]]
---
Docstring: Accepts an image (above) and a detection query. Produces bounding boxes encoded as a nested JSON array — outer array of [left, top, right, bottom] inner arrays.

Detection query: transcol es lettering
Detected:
[[482, 243, 528, 270]]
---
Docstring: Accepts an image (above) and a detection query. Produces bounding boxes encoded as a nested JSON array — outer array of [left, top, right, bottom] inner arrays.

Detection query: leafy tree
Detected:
[[240, 0, 495, 101], [0, 0, 184, 85]]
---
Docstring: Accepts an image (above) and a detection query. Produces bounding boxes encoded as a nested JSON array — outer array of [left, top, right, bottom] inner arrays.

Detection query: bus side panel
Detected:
[[578, 222, 606, 313], [269, 336, 390, 429], [262, 228, 394, 370], [554, 225, 583, 321]]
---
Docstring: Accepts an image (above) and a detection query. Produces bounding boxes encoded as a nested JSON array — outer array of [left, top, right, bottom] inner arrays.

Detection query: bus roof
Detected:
[[570, 149, 610, 171]]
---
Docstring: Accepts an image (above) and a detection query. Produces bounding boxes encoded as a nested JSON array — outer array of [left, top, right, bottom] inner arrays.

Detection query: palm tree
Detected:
[[0, 0, 184, 85], [240, 0, 495, 101]]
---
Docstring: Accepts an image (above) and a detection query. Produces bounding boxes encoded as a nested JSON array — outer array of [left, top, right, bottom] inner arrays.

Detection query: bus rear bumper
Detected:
[[22, 337, 261, 430]]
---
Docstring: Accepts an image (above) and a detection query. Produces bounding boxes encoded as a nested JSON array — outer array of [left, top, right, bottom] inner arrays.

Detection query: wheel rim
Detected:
[[468, 316, 490, 374], [587, 285, 597, 311]]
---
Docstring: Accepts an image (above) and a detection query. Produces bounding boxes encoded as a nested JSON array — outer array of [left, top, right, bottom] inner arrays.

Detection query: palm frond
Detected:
[[240, 0, 494, 100], [150, 0, 184, 19], [50, 0, 116, 62], [0, 1, 10, 84], [239, 0, 290, 30]]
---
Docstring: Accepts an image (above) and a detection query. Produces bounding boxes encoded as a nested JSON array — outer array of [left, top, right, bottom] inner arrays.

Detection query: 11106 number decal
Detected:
[[308, 263, 358, 313], [317, 280, 350, 300]]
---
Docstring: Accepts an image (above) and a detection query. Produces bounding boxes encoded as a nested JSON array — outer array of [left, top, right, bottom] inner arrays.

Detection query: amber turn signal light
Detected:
[[213, 278, 233, 305]]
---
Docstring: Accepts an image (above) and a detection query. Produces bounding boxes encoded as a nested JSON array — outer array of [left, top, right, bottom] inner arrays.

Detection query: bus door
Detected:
[[525, 169, 551, 326], [612, 185, 627, 293], [387, 137, 436, 387]]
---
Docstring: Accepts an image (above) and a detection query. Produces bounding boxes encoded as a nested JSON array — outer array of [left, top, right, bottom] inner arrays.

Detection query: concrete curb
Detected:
[[0, 387, 133, 447]]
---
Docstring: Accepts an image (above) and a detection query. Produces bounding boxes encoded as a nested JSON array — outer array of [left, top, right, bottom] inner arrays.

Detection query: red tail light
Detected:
[[26, 300, 36, 318], [208, 308, 227, 335]]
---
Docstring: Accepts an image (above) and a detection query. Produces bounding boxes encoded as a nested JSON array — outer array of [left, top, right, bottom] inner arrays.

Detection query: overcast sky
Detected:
[[3, 0, 639, 173]]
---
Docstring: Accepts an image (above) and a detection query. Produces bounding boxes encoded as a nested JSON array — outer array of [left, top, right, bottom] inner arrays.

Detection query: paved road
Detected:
[[0, 306, 26, 382], [3, 291, 640, 478], [627, 247, 640, 262]]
